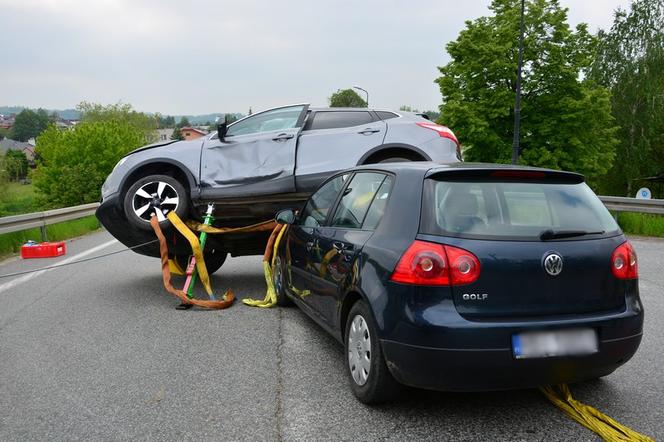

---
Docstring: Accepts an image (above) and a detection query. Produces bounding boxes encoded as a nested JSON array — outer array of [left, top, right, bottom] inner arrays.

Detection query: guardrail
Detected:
[[598, 196, 664, 215], [0, 197, 661, 238], [0, 202, 100, 238]]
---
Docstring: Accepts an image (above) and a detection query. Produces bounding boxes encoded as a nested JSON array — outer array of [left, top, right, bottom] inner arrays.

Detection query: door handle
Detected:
[[358, 128, 380, 135], [273, 133, 295, 142]]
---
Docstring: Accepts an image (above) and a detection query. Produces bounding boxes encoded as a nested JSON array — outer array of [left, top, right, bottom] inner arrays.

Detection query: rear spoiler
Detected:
[[426, 168, 584, 184]]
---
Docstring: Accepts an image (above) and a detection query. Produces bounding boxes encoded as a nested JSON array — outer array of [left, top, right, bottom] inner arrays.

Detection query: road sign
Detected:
[[636, 188, 652, 199]]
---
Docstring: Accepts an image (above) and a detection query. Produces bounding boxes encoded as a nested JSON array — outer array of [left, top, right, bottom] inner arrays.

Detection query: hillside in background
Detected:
[[0, 106, 243, 126]]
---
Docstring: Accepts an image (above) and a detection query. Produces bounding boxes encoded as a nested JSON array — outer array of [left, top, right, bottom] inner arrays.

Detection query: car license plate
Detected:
[[512, 328, 598, 359]]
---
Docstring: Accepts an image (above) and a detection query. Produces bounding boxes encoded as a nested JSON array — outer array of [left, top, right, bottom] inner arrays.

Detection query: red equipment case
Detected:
[[20, 241, 66, 259]]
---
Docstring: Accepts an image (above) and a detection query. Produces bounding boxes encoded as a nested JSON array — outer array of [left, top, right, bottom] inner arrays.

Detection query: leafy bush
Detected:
[[32, 120, 146, 208]]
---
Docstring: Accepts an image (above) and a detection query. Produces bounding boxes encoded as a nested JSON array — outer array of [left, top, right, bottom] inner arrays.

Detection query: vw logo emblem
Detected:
[[543, 252, 563, 276]]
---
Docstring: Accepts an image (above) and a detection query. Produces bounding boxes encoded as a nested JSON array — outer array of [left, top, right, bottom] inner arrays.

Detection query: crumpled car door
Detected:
[[200, 104, 309, 199]]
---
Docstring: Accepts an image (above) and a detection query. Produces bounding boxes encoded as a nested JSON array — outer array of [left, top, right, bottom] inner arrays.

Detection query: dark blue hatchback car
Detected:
[[272, 162, 644, 403]]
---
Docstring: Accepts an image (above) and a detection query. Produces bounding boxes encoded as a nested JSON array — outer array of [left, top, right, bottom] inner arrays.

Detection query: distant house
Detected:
[[0, 139, 36, 164], [180, 126, 207, 141], [156, 128, 174, 141]]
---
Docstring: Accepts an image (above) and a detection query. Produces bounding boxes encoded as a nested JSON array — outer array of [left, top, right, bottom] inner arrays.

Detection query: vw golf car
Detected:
[[271, 162, 644, 403], [96, 104, 459, 272]]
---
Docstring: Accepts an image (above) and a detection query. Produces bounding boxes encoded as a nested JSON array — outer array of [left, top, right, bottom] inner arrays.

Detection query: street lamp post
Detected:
[[353, 86, 369, 107], [512, 0, 525, 165]]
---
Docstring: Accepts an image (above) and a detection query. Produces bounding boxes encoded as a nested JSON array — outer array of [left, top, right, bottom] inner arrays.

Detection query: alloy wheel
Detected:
[[132, 181, 179, 223]]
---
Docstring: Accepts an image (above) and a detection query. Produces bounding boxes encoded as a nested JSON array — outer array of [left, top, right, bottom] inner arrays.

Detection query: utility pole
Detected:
[[512, 0, 526, 165]]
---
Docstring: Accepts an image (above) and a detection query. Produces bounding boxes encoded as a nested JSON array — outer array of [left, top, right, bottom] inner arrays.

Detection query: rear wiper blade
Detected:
[[539, 229, 605, 240]]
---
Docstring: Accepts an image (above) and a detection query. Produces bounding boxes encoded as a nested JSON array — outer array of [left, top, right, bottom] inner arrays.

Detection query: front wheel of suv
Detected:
[[123, 174, 189, 231]]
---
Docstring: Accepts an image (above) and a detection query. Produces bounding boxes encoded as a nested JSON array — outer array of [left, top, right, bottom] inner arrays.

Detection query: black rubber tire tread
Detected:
[[377, 156, 413, 163], [344, 300, 400, 404], [274, 255, 293, 307], [123, 174, 189, 231]]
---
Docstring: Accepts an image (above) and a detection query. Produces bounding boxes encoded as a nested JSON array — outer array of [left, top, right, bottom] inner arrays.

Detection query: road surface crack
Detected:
[[275, 308, 285, 442]]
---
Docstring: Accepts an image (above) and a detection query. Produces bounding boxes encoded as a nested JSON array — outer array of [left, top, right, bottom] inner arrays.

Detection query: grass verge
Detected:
[[617, 212, 664, 238], [0, 182, 37, 217], [0, 216, 101, 258]]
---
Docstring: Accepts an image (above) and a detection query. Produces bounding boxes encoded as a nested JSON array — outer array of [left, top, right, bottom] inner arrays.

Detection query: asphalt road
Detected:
[[0, 231, 662, 441]]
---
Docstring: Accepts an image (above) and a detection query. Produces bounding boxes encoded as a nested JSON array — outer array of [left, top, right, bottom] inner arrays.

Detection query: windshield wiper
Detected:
[[539, 229, 605, 240]]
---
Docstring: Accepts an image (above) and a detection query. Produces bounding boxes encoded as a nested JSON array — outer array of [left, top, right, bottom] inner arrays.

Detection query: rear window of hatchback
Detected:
[[420, 176, 620, 241]]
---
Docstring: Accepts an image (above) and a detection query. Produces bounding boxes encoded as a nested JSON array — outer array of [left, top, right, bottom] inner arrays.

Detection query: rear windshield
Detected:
[[420, 179, 620, 240]]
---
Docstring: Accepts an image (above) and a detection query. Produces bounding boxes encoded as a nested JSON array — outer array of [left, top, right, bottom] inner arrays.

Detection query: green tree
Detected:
[[0, 127, 8, 140], [436, 0, 618, 186], [5, 150, 28, 181], [177, 116, 191, 128], [77, 102, 157, 143], [10, 108, 50, 141], [32, 120, 147, 207], [589, 0, 664, 195], [171, 127, 184, 141], [329, 89, 368, 107]]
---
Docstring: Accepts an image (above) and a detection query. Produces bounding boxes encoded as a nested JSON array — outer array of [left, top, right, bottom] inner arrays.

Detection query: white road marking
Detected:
[[0, 239, 118, 294]]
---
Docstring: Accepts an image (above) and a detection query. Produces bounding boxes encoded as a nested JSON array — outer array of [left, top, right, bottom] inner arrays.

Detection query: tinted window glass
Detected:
[[331, 173, 386, 229], [299, 174, 349, 227], [376, 111, 398, 120], [420, 180, 619, 239], [310, 111, 374, 130], [226, 105, 304, 137], [363, 176, 393, 230]]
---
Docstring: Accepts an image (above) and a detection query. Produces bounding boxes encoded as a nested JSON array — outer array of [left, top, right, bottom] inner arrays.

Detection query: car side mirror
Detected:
[[216, 115, 228, 141], [275, 209, 295, 225]]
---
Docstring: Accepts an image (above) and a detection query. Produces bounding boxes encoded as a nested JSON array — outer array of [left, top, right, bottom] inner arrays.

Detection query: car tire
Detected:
[[173, 248, 227, 275], [123, 174, 189, 231], [273, 255, 292, 306], [378, 156, 412, 163], [345, 300, 400, 404]]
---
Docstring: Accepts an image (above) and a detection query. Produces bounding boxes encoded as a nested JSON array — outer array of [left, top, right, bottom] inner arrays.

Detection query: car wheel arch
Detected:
[[358, 143, 431, 165], [339, 289, 384, 342], [120, 160, 197, 202]]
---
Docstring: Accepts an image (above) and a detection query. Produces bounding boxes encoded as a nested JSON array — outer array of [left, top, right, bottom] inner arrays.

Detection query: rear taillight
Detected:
[[611, 241, 638, 279], [416, 122, 459, 146], [390, 240, 480, 286]]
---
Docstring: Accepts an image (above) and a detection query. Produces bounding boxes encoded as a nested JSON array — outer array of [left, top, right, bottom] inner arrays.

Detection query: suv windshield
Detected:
[[420, 179, 620, 240]]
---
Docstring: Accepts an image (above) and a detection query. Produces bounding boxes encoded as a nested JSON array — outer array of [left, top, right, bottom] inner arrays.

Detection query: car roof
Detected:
[[349, 161, 585, 181], [308, 107, 400, 113]]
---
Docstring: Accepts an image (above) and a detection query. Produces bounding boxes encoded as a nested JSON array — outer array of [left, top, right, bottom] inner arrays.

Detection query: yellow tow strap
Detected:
[[166, 211, 213, 296], [243, 225, 288, 308], [540, 384, 654, 441]]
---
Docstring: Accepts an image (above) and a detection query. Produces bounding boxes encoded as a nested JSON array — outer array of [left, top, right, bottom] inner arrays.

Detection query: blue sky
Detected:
[[0, 0, 631, 115]]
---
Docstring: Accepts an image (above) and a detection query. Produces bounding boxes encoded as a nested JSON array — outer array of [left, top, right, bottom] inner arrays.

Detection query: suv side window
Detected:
[[309, 111, 374, 130], [299, 174, 349, 227], [376, 111, 399, 120], [330, 172, 386, 229], [226, 105, 304, 137]]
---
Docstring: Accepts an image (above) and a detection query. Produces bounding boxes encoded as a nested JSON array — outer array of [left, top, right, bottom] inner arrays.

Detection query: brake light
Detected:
[[416, 122, 459, 146], [390, 240, 480, 286], [490, 170, 546, 179], [611, 241, 638, 279]]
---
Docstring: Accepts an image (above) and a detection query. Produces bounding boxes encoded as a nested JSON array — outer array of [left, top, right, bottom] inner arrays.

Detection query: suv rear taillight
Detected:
[[390, 240, 480, 286], [611, 241, 638, 279], [416, 122, 460, 159]]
